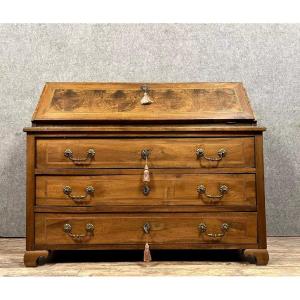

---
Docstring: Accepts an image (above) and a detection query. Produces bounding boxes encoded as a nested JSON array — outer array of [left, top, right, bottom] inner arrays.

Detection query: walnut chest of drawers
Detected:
[[23, 82, 269, 266]]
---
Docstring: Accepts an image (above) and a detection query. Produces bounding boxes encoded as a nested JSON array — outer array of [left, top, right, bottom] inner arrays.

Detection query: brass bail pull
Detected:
[[143, 242, 152, 262]]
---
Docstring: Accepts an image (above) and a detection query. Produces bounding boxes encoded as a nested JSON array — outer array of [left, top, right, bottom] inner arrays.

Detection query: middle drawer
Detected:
[[36, 173, 256, 209]]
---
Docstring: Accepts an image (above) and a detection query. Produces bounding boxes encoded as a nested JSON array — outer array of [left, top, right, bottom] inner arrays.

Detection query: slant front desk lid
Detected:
[[32, 82, 255, 124]]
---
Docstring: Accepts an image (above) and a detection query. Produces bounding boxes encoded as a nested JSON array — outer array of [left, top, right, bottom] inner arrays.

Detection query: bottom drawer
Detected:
[[35, 213, 257, 248]]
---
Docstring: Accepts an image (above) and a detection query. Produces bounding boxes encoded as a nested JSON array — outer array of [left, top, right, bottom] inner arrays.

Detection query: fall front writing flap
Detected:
[[32, 82, 256, 123]]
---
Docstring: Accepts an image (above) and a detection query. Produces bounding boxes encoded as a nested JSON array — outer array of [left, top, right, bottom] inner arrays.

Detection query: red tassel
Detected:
[[143, 243, 152, 262]]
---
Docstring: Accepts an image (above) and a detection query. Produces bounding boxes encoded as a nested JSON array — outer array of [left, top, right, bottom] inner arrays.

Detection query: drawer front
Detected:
[[36, 137, 255, 169], [36, 174, 256, 209], [35, 213, 257, 246]]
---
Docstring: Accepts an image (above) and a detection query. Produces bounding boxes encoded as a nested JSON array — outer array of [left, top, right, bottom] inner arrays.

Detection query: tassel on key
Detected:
[[141, 92, 153, 105], [140, 85, 153, 105], [144, 243, 152, 262], [143, 162, 150, 183], [142, 155, 151, 196]]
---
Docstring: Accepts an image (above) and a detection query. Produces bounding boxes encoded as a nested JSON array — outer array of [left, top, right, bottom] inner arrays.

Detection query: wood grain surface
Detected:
[[24, 82, 267, 267], [36, 137, 255, 169], [34, 212, 257, 247], [32, 82, 255, 122], [36, 174, 256, 209]]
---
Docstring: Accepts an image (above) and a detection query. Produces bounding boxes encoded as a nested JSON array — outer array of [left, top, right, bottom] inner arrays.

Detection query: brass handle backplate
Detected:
[[198, 223, 230, 239], [64, 148, 95, 164], [197, 184, 228, 203], [143, 223, 151, 234], [63, 186, 95, 202], [196, 148, 226, 161], [141, 149, 151, 160], [143, 184, 151, 196], [63, 223, 94, 242]]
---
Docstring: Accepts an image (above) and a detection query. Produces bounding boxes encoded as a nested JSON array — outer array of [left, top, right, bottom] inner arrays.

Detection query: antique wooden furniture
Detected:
[[23, 82, 269, 267]]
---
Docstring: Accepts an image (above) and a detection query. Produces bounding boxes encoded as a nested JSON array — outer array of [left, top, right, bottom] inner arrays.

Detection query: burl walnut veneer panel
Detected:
[[32, 83, 255, 122]]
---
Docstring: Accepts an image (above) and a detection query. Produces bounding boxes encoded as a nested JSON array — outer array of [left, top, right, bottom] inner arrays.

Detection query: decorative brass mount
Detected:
[[198, 223, 230, 239], [196, 148, 226, 161], [63, 223, 94, 242], [63, 185, 95, 202], [64, 148, 95, 164]]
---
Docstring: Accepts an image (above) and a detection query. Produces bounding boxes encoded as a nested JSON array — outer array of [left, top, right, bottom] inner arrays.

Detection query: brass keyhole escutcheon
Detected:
[[143, 185, 151, 196], [143, 223, 151, 234], [141, 149, 151, 160]]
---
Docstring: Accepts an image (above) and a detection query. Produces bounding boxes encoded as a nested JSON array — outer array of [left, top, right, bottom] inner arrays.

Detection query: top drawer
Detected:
[[36, 137, 255, 169]]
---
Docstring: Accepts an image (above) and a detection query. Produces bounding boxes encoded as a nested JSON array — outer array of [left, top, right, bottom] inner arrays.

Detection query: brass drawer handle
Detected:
[[197, 184, 228, 202], [63, 186, 95, 202], [143, 223, 151, 234], [63, 223, 94, 242], [64, 148, 95, 164], [198, 223, 230, 239], [196, 148, 226, 161]]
